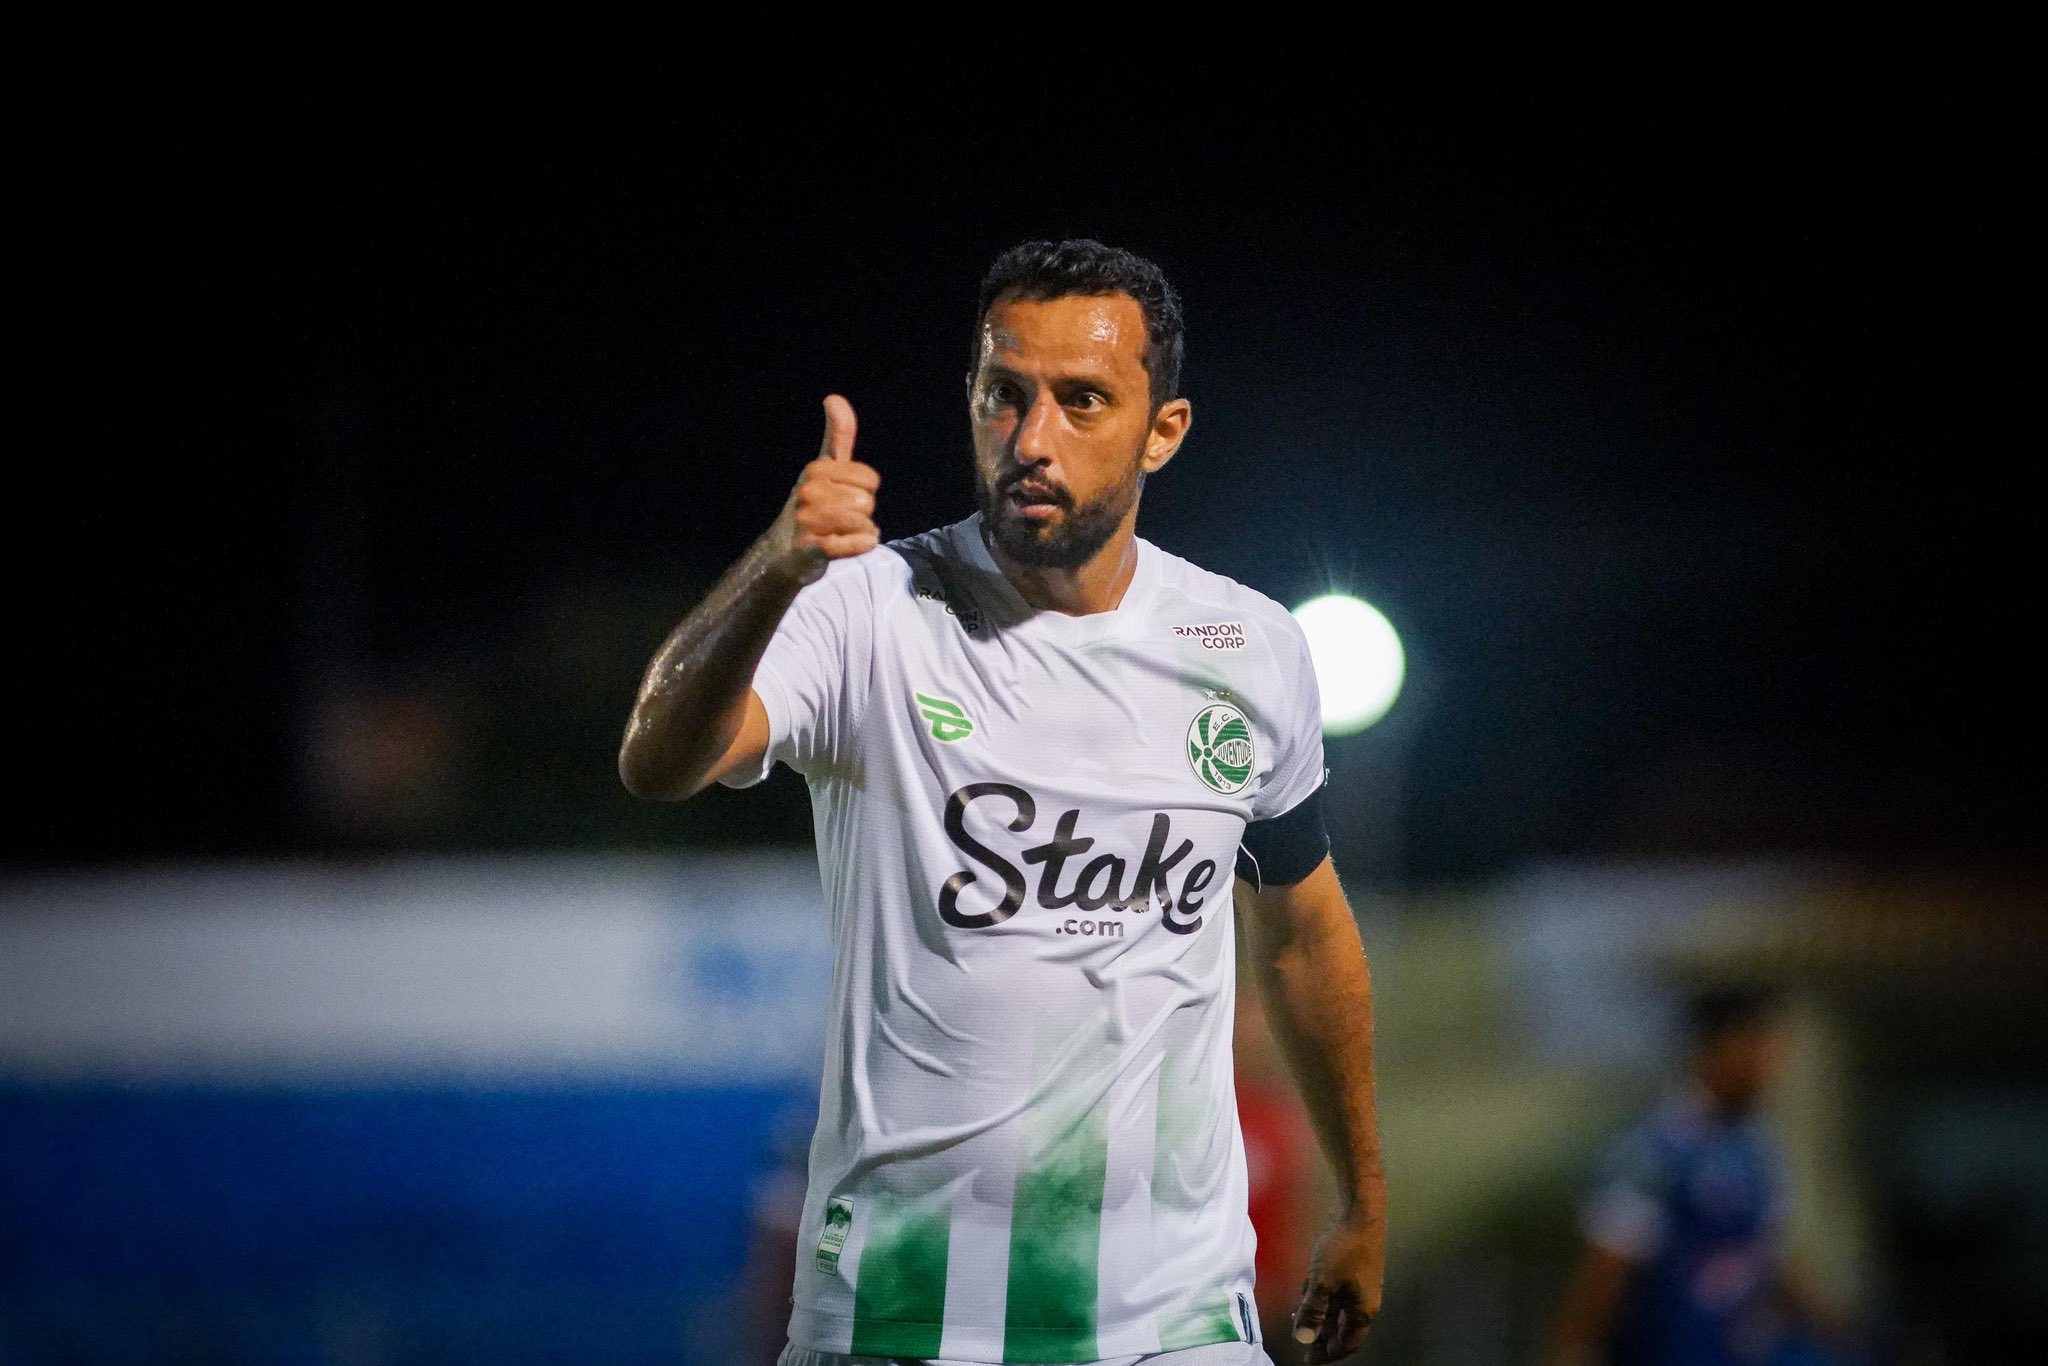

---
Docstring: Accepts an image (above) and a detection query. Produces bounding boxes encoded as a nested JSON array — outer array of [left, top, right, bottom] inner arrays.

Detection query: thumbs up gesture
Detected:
[[769, 394, 882, 584]]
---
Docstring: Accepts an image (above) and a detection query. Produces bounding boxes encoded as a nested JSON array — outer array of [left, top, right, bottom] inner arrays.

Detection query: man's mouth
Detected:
[[1004, 479, 1067, 519]]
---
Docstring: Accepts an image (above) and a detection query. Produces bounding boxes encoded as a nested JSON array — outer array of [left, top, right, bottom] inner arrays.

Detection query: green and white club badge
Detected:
[[1187, 703, 1255, 794]]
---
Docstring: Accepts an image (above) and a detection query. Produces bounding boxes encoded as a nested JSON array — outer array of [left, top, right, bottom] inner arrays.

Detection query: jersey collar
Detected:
[[956, 513, 1161, 643]]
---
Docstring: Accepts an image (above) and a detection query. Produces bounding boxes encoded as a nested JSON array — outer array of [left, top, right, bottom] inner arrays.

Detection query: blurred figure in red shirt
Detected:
[[1237, 971, 1321, 1363]]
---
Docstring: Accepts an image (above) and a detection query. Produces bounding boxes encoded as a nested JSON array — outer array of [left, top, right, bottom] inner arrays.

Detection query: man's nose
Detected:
[[1013, 393, 1060, 464]]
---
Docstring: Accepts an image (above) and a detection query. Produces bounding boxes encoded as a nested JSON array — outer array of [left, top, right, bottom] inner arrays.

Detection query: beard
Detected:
[[975, 460, 1143, 570]]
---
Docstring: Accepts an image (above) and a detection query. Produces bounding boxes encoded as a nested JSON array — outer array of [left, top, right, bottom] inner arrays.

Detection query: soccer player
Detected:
[[1547, 987, 1846, 1366], [620, 240, 1386, 1366]]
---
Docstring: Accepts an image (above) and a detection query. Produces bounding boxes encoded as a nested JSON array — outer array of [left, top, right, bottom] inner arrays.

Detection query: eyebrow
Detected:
[[978, 358, 1125, 391]]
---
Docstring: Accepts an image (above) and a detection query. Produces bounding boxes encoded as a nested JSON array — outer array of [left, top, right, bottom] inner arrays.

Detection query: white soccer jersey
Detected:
[[729, 513, 1325, 1364]]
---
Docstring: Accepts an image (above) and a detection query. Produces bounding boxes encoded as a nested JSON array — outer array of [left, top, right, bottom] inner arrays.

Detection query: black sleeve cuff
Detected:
[[1234, 780, 1331, 890]]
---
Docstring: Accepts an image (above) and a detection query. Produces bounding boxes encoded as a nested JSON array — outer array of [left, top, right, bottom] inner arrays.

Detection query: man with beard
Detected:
[[620, 240, 1386, 1366]]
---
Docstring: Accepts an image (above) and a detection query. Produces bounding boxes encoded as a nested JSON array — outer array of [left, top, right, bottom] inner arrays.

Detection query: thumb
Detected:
[[818, 394, 858, 462], [1293, 1280, 1330, 1346]]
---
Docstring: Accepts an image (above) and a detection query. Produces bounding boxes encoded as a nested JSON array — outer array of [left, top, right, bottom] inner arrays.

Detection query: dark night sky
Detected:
[[17, 66, 2035, 876]]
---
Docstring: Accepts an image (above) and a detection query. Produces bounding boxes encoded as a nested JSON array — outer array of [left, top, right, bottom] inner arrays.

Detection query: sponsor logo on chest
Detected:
[[1171, 620, 1247, 650], [937, 783, 1222, 940]]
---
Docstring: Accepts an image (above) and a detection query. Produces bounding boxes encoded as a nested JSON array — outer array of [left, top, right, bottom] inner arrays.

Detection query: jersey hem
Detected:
[[788, 1305, 1247, 1365]]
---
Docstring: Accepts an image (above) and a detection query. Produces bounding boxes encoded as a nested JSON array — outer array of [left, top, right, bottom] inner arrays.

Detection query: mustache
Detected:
[[999, 470, 1072, 507]]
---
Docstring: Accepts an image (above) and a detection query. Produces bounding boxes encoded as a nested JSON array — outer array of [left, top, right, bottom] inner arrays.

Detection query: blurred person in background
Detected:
[[1547, 986, 1850, 1366], [619, 239, 1386, 1366], [742, 1101, 823, 1365]]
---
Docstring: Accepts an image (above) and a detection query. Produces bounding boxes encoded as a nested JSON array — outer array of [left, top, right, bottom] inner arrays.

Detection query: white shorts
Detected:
[[778, 1344, 1273, 1366]]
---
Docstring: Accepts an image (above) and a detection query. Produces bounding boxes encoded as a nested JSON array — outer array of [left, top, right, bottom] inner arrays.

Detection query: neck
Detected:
[[1689, 1074, 1754, 1123], [984, 512, 1142, 616]]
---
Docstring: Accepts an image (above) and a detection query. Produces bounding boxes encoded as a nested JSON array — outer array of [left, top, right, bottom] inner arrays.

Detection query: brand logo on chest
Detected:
[[937, 782, 1220, 938], [914, 690, 974, 742], [1171, 620, 1247, 650]]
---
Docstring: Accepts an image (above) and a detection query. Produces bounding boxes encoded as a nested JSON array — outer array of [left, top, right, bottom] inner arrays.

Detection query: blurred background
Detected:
[[7, 57, 2039, 1365]]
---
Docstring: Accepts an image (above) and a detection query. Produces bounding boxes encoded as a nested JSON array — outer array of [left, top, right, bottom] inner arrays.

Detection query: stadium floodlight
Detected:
[[1291, 593, 1405, 735]]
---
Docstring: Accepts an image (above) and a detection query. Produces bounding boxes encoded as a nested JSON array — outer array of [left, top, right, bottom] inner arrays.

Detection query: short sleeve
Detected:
[[1581, 1132, 1669, 1261], [1248, 610, 1327, 822], [719, 558, 875, 787]]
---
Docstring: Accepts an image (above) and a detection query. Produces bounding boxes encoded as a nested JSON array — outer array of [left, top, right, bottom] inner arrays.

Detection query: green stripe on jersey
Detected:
[[848, 1193, 950, 1358], [1003, 1021, 1116, 1363], [1150, 1022, 1241, 1352], [1158, 1298, 1241, 1351], [1151, 1026, 1223, 1213]]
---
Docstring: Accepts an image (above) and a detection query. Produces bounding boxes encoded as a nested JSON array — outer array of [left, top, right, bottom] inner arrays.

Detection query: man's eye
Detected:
[[1069, 391, 1105, 411], [985, 384, 1018, 408]]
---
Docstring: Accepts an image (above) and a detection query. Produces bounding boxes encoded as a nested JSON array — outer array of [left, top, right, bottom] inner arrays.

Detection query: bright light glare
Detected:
[[1292, 594, 1405, 735]]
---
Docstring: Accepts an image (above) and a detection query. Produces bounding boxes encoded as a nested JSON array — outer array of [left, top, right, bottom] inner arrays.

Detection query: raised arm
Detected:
[[618, 395, 879, 800], [1237, 857, 1387, 1364]]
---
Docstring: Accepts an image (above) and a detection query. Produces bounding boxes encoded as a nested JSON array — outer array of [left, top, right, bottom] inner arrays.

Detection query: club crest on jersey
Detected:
[[915, 690, 975, 742], [1187, 703, 1255, 794]]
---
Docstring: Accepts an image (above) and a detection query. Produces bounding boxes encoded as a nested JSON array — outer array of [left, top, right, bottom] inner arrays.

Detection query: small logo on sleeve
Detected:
[[915, 691, 975, 742], [1171, 621, 1247, 650], [816, 1197, 854, 1273], [1188, 703, 1255, 794]]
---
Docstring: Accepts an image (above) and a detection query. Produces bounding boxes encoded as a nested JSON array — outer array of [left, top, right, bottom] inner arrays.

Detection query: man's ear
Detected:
[[1141, 397, 1193, 474]]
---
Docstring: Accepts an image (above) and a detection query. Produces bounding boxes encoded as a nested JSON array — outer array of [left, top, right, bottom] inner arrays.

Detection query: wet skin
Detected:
[[968, 292, 1191, 615]]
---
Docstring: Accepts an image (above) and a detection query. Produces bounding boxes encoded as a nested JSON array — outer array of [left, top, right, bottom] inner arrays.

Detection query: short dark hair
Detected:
[[1686, 984, 1778, 1047], [974, 239, 1185, 409]]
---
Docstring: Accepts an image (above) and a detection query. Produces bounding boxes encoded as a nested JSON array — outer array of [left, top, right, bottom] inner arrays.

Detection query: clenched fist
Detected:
[[767, 394, 881, 584]]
